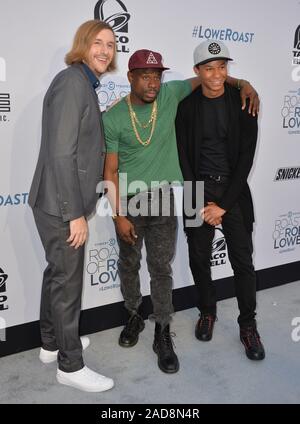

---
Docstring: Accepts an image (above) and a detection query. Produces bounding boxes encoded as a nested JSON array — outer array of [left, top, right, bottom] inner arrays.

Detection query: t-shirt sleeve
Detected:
[[103, 110, 119, 153], [164, 80, 192, 103]]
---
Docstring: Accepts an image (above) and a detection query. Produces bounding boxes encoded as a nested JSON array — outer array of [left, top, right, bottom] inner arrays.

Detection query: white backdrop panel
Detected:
[[0, 0, 299, 328]]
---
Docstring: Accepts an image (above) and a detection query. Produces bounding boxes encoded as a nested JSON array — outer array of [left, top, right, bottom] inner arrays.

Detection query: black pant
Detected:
[[33, 207, 85, 372], [186, 180, 257, 328]]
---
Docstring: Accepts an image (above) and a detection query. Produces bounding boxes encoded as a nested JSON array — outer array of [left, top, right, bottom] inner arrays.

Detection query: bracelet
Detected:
[[111, 212, 120, 220]]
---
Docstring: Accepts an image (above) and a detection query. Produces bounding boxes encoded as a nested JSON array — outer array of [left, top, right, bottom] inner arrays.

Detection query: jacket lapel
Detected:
[[73, 63, 103, 124]]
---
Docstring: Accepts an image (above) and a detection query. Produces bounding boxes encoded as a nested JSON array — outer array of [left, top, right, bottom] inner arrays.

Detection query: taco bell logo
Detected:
[[292, 25, 300, 81], [94, 0, 131, 53], [293, 25, 300, 61], [0, 267, 9, 311], [0, 57, 6, 82], [210, 228, 227, 267]]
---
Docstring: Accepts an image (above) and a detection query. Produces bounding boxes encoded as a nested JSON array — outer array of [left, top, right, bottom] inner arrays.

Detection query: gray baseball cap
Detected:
[[193, 40, 233, 66]]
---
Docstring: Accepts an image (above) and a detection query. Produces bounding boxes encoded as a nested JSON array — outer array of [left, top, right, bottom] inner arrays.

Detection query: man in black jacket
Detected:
[[175, 40, 265, 361]]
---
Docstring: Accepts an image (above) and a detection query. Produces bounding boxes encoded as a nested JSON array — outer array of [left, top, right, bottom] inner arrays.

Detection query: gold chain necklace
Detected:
[[126, 94, 157, 146], [131, 103, 156, 129]]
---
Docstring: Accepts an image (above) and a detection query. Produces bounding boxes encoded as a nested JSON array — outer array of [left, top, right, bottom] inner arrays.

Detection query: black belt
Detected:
[[126, 185, 173, 200], [198, 174, 230, 183]]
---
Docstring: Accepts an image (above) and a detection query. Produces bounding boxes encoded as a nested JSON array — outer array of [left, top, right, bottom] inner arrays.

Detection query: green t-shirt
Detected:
[[103, 80, 192, 196]]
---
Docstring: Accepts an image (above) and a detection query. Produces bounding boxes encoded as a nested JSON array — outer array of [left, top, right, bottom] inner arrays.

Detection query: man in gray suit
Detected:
[[29, 20, 116, 392]]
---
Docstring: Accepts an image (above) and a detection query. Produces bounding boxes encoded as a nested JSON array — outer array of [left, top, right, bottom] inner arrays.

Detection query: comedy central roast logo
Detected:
[[86, 238, 120, 292], [281, 88, 300, 134], [97, 79, 130, 110], [273, 211, 300, 253], [210, 228, 227, 267], [94, 0, 131, 53], [0, 267, 9, 311]]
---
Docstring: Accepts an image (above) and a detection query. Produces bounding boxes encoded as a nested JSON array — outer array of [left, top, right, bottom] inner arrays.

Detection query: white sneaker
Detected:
[[56, 366, 114, 392], [39, 336, 90, 364]]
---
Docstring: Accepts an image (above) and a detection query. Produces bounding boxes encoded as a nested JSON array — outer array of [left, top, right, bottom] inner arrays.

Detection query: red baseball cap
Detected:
[[128, 49, 170, 71]]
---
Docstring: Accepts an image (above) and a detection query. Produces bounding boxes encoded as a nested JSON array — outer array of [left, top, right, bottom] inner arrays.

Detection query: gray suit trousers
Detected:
[[33, 207, 84, 372]]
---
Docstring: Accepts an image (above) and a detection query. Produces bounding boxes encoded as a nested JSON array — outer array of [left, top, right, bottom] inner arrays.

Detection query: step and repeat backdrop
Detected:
[[0, 0, 299, 337]]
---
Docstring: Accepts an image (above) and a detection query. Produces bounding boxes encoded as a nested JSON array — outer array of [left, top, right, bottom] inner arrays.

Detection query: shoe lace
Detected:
[[161, 328, 177, 351], [125, 314, 142, 335], [199, 314, 216, 332], [242, 328, 261, 349]]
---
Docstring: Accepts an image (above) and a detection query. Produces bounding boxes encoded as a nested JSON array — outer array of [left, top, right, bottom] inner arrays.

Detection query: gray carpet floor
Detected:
[[0, 281, 300, 404]]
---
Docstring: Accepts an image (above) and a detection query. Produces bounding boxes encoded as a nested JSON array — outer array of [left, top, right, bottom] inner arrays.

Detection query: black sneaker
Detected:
[[153, 323, 179, 374], [119, 313, 145, 347], [195, 313, 216, 341], [240, 326, 265, 360]]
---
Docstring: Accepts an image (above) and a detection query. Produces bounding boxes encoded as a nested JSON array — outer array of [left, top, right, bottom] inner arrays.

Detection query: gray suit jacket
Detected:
[[29, 63, 105, 222]]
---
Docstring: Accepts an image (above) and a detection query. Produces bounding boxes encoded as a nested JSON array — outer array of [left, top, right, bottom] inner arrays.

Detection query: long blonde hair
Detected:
[[65, 20, 117, 72]]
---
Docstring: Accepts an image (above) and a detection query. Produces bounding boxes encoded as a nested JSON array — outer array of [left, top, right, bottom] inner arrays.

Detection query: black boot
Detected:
[[153, 323, 179, 373], [240, 326, 265, 360], [119, 313, 145, 347]]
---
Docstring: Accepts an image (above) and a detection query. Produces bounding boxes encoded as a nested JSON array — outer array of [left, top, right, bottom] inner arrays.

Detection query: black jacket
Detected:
[[175, 83, 258, 232]]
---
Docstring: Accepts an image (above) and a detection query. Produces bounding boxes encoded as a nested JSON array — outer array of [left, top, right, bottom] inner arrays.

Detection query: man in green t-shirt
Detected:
[[103, 49, 259, 374]]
